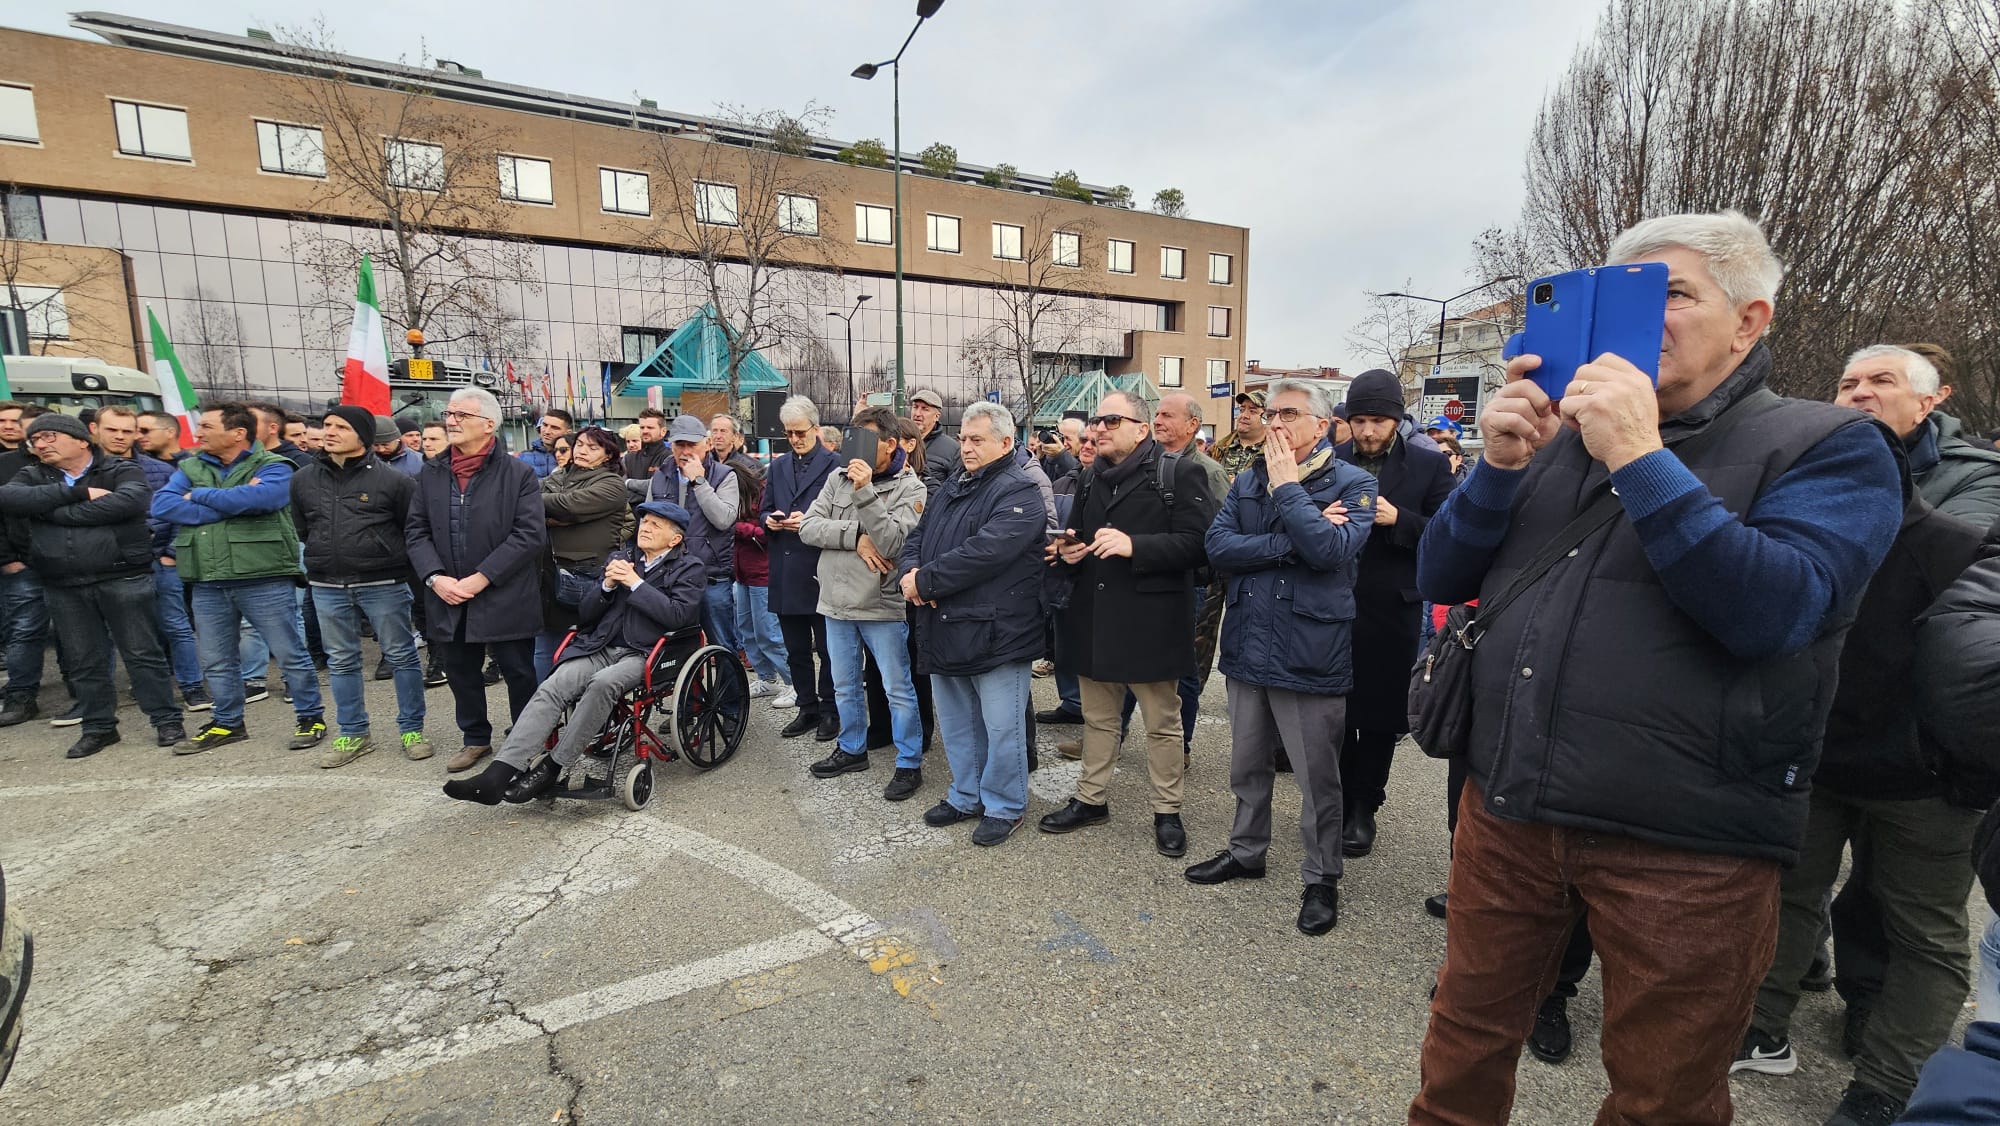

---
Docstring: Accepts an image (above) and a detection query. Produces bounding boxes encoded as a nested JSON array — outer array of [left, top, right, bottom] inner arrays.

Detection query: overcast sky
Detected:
[[18, 0, 1604, 373]]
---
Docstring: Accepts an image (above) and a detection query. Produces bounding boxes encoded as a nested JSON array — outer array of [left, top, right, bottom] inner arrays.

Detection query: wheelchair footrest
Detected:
[[555, 783, 618, 801]]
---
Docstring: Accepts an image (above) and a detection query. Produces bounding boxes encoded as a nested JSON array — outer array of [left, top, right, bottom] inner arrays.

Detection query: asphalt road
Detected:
[[0, 664, 1977, 1124]]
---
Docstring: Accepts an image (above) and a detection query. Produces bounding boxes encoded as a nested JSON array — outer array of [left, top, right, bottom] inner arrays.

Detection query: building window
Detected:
[[1159, 356, 1184, 388], [1207, 306, 1232, 338], [386, 138, 444, 190], [498, 154, 553, 204], [778, 193, 818, 236], [1209, 253, 1233, 285], [1052, 230, 1081, 268], [621, 327, 664, 363], [695, 180, 739, 226], [992, 222, 1023, 261], [926, 214, 961, 253], [112, 100, 191, 161], [855, 203, 894, 245], [11, 286, 68, 339], [0, 85, 38, 144], [1161, 245, 1186, 280], [1106, 239, 1134, 274], [1, 193, 45, 241], [600, 168, 650, 215], [254, 121, 325, 178], [1207, 358, 1229, 385]]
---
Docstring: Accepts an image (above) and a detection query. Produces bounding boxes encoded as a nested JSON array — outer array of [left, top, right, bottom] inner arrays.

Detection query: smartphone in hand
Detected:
[[1503, 263, 1668, 401]]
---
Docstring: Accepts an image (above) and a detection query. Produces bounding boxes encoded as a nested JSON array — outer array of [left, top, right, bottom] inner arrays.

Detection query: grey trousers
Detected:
[[1226, 679, 1347, 885], [496, 647, 647, 770]]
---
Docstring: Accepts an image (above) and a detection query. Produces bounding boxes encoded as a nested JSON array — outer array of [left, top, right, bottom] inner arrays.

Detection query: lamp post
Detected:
[[1380, 276, 1522, 379], [825, 294, 872, 413], [851, 0, 945, 414]]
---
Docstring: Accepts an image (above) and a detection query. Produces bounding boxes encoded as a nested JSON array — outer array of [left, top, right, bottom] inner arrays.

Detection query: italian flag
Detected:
[[146, 306, 199, 447], [340, 255, 391, 415]]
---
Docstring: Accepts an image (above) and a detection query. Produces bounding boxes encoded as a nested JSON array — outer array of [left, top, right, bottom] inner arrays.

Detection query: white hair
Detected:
[[1057, 417, 1084, 440], [1846, 344, 1941, 396], [448, 387, 503, 424], [1269, 378, 1339, 420], [1606, 209, 1784, 309], [779, 395, 820, 428], [960, 400, 1016, 441]]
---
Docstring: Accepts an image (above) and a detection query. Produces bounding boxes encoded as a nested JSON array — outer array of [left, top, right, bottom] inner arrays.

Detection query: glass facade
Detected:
[[33, 193, 1168, 418]]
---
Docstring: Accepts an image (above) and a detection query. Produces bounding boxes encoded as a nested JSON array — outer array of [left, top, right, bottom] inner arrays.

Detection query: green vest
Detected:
[[172, 447, 303, 583]]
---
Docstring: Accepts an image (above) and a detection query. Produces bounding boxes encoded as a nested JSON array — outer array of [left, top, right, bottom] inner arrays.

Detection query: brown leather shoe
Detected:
[[1056, 738, 1082, 760], [446, 744, 492, 773]]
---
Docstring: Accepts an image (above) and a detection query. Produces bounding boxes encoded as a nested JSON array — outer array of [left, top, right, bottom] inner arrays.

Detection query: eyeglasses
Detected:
[[440, 409, 485, 423], [1271, 407, 1317, 423], [784, 428, 814, 438], [1087, 414, 1144, 430]]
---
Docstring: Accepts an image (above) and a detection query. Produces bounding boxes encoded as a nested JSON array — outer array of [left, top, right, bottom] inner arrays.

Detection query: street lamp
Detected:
[[851, 0, 945, 414], [825, 294, 872, 412], [1381, 276, 1523, 377]]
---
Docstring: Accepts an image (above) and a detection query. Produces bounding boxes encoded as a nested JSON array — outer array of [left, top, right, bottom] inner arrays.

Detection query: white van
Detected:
[[1, 354, 164, 414]]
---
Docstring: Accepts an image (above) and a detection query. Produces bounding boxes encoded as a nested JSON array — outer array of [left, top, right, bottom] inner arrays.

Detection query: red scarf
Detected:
[[449, 438, 494, 489]]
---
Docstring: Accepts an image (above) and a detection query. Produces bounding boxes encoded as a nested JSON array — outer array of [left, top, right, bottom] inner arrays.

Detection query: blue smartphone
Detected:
[[1502, 263, 1668, 400]]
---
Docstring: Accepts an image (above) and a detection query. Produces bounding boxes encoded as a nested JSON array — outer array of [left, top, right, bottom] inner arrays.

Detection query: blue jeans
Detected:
[[1979, 914, 1999, 1024], [932, 662, 1031, 820], [194, 579, 321, 729], [152, 560, 202, 691], [310, 583, 424, 738], [0, 566, 50, 702], [533, 629, 562, 683], [826, 617, 921, 767], [734, 583, 788, 683], [701, 580, 739, 654]]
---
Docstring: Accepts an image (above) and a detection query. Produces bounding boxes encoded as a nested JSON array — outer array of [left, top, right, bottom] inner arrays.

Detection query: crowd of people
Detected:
[[0, 208, 1997, 1125]]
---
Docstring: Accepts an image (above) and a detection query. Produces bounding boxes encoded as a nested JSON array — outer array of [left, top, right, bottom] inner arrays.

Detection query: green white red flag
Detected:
[[340, 255, 391, 415], [145, 306, 200, 447]]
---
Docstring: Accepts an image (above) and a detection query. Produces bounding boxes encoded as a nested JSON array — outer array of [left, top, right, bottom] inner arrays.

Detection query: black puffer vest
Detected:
[[1466, 349, 1889, 864]]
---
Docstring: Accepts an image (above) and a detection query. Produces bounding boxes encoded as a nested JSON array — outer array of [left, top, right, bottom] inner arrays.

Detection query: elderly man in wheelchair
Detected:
[[445, 500, 705, 806]]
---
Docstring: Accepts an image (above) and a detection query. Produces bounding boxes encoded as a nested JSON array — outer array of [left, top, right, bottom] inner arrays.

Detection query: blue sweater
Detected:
[[1417, 422, 1901, 662]]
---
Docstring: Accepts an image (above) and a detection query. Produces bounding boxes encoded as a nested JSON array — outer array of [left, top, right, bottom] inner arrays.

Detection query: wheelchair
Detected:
[[523, 625, 749, 810]]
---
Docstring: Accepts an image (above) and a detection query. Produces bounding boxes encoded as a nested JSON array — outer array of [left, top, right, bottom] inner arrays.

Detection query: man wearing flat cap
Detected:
[[910, 389, 959, 498], [648, 413, 740, 650], [1335, 369, 1457, 858]]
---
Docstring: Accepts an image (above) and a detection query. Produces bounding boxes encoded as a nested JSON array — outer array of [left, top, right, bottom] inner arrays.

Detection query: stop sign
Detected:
[[1443, 399, 1465, 421]]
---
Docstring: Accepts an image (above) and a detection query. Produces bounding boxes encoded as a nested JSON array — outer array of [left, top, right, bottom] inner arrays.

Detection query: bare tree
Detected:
[[635, 105, 849, 408], [779, 333, 852, 420], [963, 205, 1112, 429], [179, 286, 250, 398], [0, 219, 127, 359], [1345, 281, 1436, 390]]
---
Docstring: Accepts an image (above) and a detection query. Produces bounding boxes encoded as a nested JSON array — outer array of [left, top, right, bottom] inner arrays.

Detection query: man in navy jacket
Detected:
[[763, 396, 841, 740]]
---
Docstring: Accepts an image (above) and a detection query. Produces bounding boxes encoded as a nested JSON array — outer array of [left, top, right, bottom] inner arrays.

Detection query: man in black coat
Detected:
[[900, 401, 1048, 846], [763, 396, 842, 739], [406, 388, 546, 774], [1039, 391, 1220, 857], [0, 413, 184, 757], [1335, 368, 1457, 857]]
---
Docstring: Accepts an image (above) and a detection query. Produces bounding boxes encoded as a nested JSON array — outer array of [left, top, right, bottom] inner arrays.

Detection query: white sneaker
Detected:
[[747, 679, 777, 699], [770, 689, 798, 709]]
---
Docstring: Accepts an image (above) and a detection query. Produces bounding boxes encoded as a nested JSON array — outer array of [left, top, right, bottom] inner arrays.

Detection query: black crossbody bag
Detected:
[[1407, 389, 1781, 759]]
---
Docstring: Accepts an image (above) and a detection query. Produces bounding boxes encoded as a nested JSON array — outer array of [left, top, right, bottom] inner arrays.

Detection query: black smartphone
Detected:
[[840, 426, 880, 467]]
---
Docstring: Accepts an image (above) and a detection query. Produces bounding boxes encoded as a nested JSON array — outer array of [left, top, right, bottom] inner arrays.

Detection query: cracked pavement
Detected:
[[0, 669, 1979, 1123]]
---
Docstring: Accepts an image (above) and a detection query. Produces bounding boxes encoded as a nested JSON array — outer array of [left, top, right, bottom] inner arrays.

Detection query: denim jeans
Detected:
[[533, 629, 563, 683], [0, 565, 50, 702], [47, 575, 182, 735], [734, 583, 788, 683], [152, 560, 202, 691], [193, 579, 322, 730], [701, 580, 739, 654], [1977, 914, 1999, 1024], [931, 662, 1031, 821], [825, 617, 921, 767], [310, 583, 424, 738]]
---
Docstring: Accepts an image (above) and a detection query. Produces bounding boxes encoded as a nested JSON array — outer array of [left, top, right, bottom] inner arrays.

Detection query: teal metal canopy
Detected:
[[1031, 370, 1163, 426], [618, 307, 789, 394]]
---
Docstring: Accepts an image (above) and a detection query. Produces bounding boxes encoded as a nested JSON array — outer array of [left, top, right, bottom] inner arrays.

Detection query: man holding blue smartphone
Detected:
[[1409, 211, 1904, 1126]]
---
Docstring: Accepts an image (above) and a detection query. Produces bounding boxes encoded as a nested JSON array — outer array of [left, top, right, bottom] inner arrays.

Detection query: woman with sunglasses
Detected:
[[551, 435, 573, 475], [534, 427, 632, 680]]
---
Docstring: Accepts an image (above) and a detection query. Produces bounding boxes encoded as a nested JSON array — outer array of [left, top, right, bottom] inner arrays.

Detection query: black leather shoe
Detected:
[[883, 766, 922, 802], [1184, 852, 1266, 885], [1034, 707, 1083, 725], [1527, 995, 1573, 1064], [809, 750, 868, 778], [1297, 882, 1340, 935], [65, 730, 120, 759], [503, 758, 562, 803], [1342, 809, 1377, 858], [971, 816, 1021, 846], [923, 799, 981, 827], [1424, 892, 1449, 919], [780, 713, 818, 738], [814, 713, 840, 742], [1154, 812, 1186, 858], [373, 656, 393, 681], [1038, 798, 1109, 834]]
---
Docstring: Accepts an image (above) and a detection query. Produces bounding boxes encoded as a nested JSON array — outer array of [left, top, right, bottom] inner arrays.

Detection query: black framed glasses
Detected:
[[1087, 413, 1144, 430], [440, 408, 485, 423]]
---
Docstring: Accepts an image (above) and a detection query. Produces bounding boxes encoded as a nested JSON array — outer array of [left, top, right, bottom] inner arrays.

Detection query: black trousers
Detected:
[[777, 612, 834, 716], [438, 631, 535, 745], [1830, 844, 1888, 1007], [1341, 727, 1400, 814], [1448, 755, 1594, 994], [49, 574, 181, 735]]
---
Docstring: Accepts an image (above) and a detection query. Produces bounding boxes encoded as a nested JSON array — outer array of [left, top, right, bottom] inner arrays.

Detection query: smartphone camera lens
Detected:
[[1532, 283, 1554, 305]]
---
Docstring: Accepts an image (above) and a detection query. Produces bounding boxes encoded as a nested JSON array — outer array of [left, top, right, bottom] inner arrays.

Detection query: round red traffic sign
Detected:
[[1443, 399, 1465, 421]]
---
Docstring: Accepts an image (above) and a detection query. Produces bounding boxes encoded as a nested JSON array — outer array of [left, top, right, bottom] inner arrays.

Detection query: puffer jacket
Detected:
[[0, 453, 154, 586], [290, 449, 415, 585], [139, 451, 181, 557], [1914, 516, 2000, 808], [799, 463, 926, 621], [901, 456, 1047, 677], [1205, 444, 1377, 695], [1918, 411, 2000, 523], [541, 465, 632, 568]]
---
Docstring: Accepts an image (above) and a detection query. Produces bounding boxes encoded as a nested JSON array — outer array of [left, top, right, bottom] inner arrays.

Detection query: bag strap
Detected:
[[1462, 387, 1783, 647]]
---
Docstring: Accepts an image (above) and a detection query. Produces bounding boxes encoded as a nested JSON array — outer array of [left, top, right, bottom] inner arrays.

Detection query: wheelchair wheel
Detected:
[[616, 760, 654, 811], [670, 644, 749, 769]]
